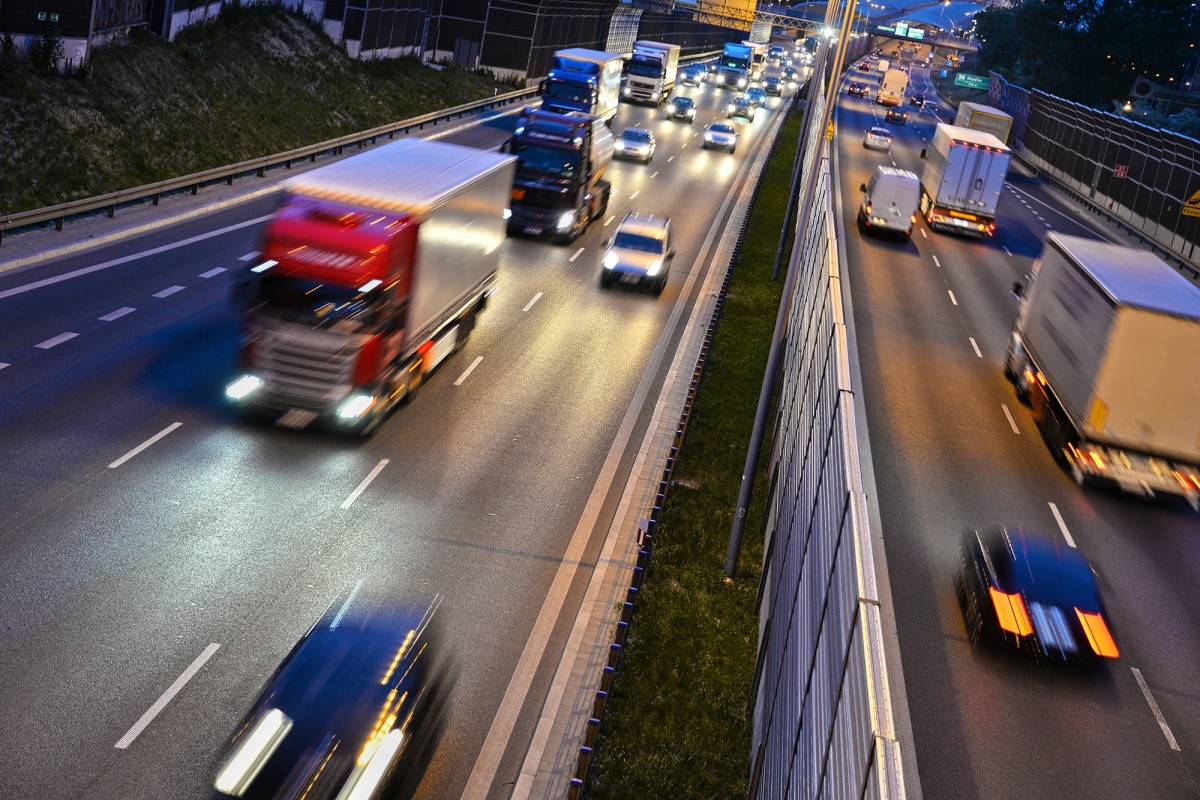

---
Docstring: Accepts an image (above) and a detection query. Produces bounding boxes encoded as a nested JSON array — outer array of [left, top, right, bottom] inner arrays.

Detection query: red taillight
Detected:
[[353, 333, 384, 386], [1075, 609, 1119, 658], [989, 587, 1033, 636]]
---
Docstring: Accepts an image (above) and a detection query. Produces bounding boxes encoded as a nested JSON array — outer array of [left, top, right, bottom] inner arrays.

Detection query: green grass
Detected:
[[0, 5, 507, 214], [585, 105, 804, 799]]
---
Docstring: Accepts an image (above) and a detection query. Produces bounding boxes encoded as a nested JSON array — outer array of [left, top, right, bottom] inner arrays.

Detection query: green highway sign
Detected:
[[954, 73, 989, 89]]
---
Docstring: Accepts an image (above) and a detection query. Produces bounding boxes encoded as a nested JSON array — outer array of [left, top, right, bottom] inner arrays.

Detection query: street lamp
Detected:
[[937, 0, 951, 32]]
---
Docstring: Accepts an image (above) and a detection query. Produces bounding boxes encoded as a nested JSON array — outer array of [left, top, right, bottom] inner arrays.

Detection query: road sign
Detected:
[[826, 122, 834, 140], [954, 73, 989, 90], [1113, 164, 1128, 178], [1184, 188, 1200, 217]]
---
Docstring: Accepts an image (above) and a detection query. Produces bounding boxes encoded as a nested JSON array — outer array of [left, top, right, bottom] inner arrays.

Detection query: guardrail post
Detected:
[[56, 216, 65, 231], [191, 184, 199, 196], [107, 205, 116, 218], [152, 193, 161, 206]]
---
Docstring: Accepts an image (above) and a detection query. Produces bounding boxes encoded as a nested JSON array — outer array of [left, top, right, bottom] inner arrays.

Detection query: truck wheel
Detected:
[[600, 272, 615, 288], [653, 275, 667, 296]]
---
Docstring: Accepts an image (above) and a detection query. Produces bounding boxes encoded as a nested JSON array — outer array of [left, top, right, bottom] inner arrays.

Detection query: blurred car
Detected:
[[957, 527, 1120, 664], [745, 86, 768, 107], [863, 126, 893, 152], [764, 75, 783, 96], [847, 81, 868, 97], [680, 65, 705, 86], [920, 102, 939, 118], [214, 595, 446, 799], [782, 66, 799, 84], [600, 212, 674, 295], [702, 122, 739, 152], [909, 91, 926, 107], [726, 95, 756, 121], [667, 95, 697, 123], [885, 107, 908, 125], [857, 61, 872, 72], [614, 126, 656, 163]]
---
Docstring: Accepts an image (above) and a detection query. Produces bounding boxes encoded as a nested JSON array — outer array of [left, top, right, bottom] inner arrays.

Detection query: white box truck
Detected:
[[542, 48, 623, 125], [1005, 233, 1200, 507], [919, 123, 1011, 237], [954, 102, 1013, 143], [624, 41, 681, 106], [227, 138, 515, 435], [877, 68, 908, 106]]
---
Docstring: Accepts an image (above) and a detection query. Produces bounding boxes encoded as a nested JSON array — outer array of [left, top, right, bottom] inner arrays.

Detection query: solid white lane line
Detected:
[[454, 356, 484, 386], [630, 191, 640, 199], [650, 171, 659, 179], [969, 337, 982, 358], [569, 247, 585, 263], [115, 643, 220, 749], [0, 216, 273, 301], [36, 332, 79, 349], [1048, 502, 1076, 547], [154, 285, 185, 299], [604, 215, 615, 227], [932, 255, 941, 268], [239, 252, 257, 261], [1001, 404, 1020, 434], [340, 459, 390, 510], [199, 267, 227, 279], [522, 292, 543, 313], [108, 422, 183, 469], [100, 307, 136, 322], [1132, 667, 1181, 751], [948, 290, 958, 306]]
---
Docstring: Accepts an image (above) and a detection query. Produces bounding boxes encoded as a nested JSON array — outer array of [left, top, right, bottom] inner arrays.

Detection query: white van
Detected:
[[857, 166, 920, 238]]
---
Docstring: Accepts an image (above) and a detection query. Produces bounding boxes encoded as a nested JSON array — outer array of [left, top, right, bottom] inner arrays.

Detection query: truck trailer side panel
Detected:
[[954, 101, 1013, 143]]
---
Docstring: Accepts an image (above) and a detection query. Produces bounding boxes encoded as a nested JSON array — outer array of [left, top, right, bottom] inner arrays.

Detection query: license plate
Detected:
[[620, 273, 641, 284], [524, 226, 543, 235]]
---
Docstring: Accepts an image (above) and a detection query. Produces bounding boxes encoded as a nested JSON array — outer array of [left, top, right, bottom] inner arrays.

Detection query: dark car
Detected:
[[885, 107, 908, 125], [957, 527, 1120, 664], [214, 595, 446, 799], [909, 92, 926, 107], [847, 81, 868, 97], [667, 95, 697, 123]]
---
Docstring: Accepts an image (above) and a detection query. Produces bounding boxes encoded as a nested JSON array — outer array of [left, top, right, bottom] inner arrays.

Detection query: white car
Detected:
[[614, 127, 656, 163], [863, 126, 893, 152], [600, 213, 675, 295], [703, 122, 739, 153]]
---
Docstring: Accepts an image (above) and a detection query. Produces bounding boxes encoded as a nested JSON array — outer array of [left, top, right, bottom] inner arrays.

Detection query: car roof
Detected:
[[709, 122, 735, 131], [618, 212, 669, 238], [673, 95, 694, 103], [869, 127, 892, 135], [621, 127, 652, 137], [985, 528, 1102, 610]]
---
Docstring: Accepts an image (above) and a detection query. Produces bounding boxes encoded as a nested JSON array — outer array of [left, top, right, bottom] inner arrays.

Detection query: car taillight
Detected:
[[353, 333, 384, 386], [989, 587, 1033, 636], [1075, 609, 1119, 658]]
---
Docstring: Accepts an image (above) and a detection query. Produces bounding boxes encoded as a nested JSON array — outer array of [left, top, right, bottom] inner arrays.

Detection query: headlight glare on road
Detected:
[[226, 374, 263, 401]]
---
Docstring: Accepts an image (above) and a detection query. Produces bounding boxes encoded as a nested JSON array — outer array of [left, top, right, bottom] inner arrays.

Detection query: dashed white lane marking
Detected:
[[454, 356, 484, 386], [604, 215, 616, 227], [36, 332, 79, 349], [1048, 502, 1076, 548], [108, 422, 183, 469], [199, 267, 226, 279], [569, 247, 585, 263], [630, 191, 640, 200], [0, 363, 10, 370], [932, 254, 941, 268], [1001, 404, 1021, 434], [1132, 667, 1181, 751], [238, 252, 257, 261], [920, 229, 927, 238], [100, 307, 136, 322], [114, 643, 220, 749], [340, 458, 390, 509], [153, 285, 185, 299], [681, 142, 688, 148], [948, 290, 958, 306], [650, 171, 659, 179], [667, 156, 674, 162], [522, 292, 543, 312], [969, 337, 982, 358]]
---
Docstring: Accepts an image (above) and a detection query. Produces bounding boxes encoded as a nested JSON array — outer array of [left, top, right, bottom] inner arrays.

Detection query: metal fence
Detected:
[[748, 81, 905, 800]]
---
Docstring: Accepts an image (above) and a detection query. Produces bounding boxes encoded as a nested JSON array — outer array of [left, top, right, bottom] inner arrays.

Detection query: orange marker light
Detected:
[[989, 588, 1033, 636], [1076, 609, 1120, 658]]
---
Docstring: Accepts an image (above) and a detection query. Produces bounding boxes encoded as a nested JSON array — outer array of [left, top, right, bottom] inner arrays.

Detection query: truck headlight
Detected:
[[738, 78, 747, 87], [226, 374, 263, 401], [623, 86, 632, 96], [603, 252, 618, 269], [503, 208, 512, 220], [557, 211, 575, 230], [337, 394, 376, 420]]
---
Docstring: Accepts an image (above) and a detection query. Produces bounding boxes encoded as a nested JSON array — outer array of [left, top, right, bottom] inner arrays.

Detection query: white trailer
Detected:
[[919, 123, 1011, 237], [954, 102, 1013, 144], [877, 69, 908, 106], [1006, 233, 1200, 507], [624, 41, 681, 105]]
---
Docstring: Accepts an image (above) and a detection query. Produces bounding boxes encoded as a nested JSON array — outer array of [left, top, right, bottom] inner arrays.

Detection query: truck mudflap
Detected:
[[1066, 443, 1200, 510]]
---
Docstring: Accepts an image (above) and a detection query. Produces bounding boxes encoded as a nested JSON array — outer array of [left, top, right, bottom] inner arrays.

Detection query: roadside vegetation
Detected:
[[586, 104, 802, 798], [0, 5, 507, 215]]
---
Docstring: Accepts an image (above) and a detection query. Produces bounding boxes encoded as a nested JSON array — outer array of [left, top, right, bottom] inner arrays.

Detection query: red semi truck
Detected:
[[227, 137, 516, 435]]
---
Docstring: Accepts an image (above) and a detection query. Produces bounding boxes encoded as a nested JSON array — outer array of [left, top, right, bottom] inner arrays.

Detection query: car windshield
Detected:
[[255, 274, 381, 331], [673, 98, 693, 108], [544, 82, 592, 104], [710, 124, 735, 134], [613, 231, 664, 253], [515, 143, 580, 179], [621, 129, 652, 143]]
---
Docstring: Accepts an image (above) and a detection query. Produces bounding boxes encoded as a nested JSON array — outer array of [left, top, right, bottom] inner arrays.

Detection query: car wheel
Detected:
[[653, 274, 667, 296], [600, 272, 615, 288]]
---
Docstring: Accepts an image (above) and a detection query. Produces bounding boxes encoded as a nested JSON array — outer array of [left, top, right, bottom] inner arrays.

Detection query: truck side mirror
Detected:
[[920, 148, 927, 159], [1011, 280, 1025, 299]]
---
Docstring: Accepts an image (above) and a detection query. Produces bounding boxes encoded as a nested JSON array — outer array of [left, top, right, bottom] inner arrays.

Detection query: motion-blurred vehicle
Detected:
[[214, 595, 447, 798], [726, 95, 756, 121], [782, 66, 799, 84], [600, 212, 674, 295], [919, 123, 1010, 236], [885, 107, 908, 125], [745, 86, 768, 107], [666, 95, 697, 123], [857, 61, 872, 72], [847, 81, 868, 97], [702, 122, 739, 152], [614, 126, 656, 163], [957, 527, 1120, 664], [863, 126, 893, 152], [680, 65, 706, 86], [909, 92, 926, 106], [920, 102, 938, 117], [857, 166, 920, 238], [764, 76, 783, 96]]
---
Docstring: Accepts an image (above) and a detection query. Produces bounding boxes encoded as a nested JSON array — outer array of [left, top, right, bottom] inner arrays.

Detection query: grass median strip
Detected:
[[586, 103, 804, 798]]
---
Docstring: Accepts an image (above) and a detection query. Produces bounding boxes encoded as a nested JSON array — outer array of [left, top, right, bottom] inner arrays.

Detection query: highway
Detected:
[[0, 71, 796, 799], [836, 63, 1200, 799]]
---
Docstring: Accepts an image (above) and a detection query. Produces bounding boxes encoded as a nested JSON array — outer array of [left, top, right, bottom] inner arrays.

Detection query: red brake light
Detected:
[[989, 587, 1033, 636], [353, 333, 384, 386], [1075, 609, 1119, 658]]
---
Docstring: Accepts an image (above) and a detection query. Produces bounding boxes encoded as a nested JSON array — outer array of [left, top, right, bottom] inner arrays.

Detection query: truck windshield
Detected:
[[255, 274, 381, 331], [628, 62, 663, 78], [545, 82, 592, 104], [515, 144, 580, 180]]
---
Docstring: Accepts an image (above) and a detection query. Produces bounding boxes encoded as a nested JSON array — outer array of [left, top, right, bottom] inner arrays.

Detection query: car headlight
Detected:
[[557, 211, 575, 230], [704, 132, 715, 141], [738, 79, 747, 87], [337, 394, 376, 420], [503, 208, 512, 220], [726, 104, 735, 113], [226, 374, 263, 401], [603, 252, 618, 269], [646, 259, 663, 276], [615, 141, 625, 150]]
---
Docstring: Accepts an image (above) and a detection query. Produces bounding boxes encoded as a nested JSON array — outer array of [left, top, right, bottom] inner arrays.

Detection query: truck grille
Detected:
[[255, 319, 361, 410]]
